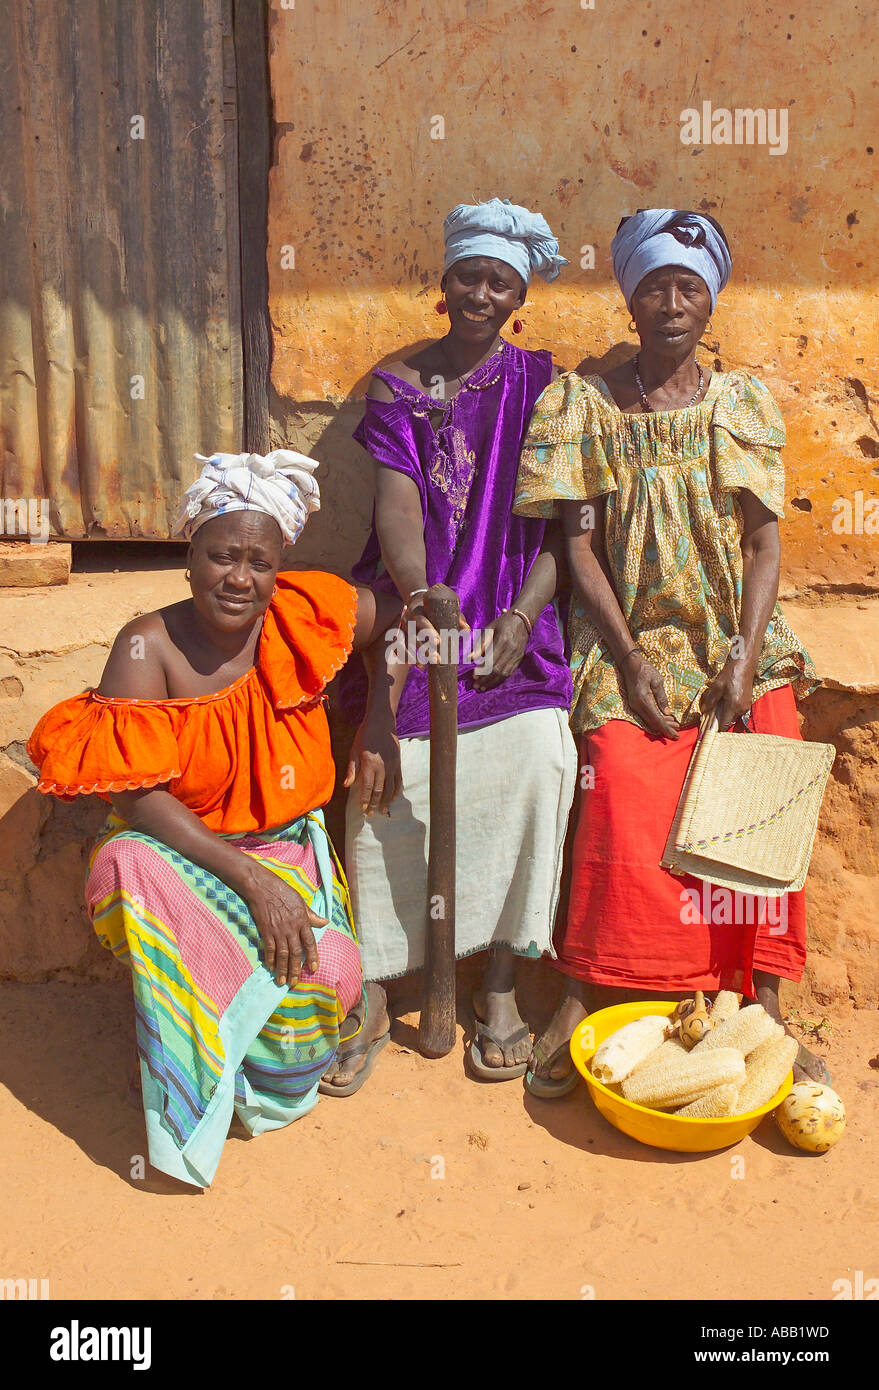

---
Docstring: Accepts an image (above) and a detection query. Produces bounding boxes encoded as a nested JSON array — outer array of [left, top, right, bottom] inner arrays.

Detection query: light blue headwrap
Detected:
[[611, 209, 732, 311], [442, 197, 568, 286]]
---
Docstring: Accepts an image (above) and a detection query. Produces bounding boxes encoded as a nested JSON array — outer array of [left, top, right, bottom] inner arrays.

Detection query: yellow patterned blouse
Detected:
[[513, 370, 816, 734]]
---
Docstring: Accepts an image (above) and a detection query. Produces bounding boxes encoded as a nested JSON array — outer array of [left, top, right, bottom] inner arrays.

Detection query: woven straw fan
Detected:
[[661, 708, 835, 896]]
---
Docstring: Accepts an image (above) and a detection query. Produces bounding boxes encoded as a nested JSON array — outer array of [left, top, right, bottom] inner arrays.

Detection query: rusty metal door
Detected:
[[0, 0, 251, 538]]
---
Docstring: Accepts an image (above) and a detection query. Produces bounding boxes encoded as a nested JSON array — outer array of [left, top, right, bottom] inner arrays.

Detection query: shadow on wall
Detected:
[[270, 341, 430, 579]]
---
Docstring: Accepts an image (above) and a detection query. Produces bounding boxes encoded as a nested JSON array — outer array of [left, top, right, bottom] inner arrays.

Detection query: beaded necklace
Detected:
[[634, 353, 704, 412], [437, 337, 505, 395]]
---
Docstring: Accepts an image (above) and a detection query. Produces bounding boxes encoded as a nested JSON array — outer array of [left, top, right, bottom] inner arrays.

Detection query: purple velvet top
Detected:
[[340, 341, 572, 738]]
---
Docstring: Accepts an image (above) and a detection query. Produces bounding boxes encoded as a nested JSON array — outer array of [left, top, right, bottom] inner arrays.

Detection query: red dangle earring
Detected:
[[512, 317, 524, 334], [435, 297, 447, 315]]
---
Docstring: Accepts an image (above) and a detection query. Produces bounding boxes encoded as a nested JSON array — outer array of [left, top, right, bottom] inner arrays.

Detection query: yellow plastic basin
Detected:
[[570, 1000, 794, 1153]]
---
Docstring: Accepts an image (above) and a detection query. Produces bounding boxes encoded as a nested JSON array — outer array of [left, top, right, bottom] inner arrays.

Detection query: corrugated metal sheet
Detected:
[[0, 0, 242, 538]]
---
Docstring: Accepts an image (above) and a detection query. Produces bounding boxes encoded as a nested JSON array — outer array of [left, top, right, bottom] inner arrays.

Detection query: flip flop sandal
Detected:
[[318, 1029, 390, 1098], [524, 1038, 579, 1100], [468, 1019, 531, 1082]]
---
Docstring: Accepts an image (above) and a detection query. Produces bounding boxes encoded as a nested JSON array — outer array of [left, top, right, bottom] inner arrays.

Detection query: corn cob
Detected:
[[621, 1046, 745, 1110], [675, 1084, 739, 1118], [734, 1034, 799, 1113], [590, 1014, 672, 1084], [691, 1003, 777, 1057], [711, 991, 741, 1025]]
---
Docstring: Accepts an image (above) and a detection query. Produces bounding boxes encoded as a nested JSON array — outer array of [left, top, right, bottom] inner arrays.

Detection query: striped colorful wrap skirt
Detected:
[[86, 809, 363, 1188]]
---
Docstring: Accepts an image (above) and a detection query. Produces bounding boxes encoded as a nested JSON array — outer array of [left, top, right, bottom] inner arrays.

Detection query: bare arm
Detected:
[[374, 467, 430, 608], [737, 491, 781, 664], [561, 498, 680, 739], [368, 418, 466, 657], [343, 632, 410, 816], [351, 582, 404, 652], [511, 520, 565, 624], [701, 490, 781, 729]]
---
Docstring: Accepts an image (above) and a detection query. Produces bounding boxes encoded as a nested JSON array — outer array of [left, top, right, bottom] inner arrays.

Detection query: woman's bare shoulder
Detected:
[[97, 607, 178, 698], [367, 342, 447, 401], [365, 371, 399, 402]]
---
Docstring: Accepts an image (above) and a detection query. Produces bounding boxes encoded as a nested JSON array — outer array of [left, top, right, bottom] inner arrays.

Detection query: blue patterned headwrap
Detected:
[[442, 198, 568, 286], [611, 209, 732, 311]]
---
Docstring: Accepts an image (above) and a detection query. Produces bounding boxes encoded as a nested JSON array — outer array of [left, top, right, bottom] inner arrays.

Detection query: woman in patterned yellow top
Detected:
[[513, 209, 827, 1096]]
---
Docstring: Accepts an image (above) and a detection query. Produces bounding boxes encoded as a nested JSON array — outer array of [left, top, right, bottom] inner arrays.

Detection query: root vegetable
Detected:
[[776, 1083, 846, 1153]]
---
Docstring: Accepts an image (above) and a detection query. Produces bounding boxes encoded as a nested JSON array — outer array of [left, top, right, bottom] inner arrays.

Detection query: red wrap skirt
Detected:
[[557, 684, 807, 996]]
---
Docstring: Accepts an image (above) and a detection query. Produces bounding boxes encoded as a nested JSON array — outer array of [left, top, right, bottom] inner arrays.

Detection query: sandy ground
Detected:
[[1, 972, 876, 1302]]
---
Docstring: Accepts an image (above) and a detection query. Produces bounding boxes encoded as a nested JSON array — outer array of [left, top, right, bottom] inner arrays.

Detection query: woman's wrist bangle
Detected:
[[509, 607, 533, 637], [620, 645, 642, 664], [402, 587, 428, 621]]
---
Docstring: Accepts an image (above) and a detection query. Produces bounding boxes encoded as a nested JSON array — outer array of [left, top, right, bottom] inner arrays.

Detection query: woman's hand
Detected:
[[242, 862, 327, 987], [406, 591, 469, 667], [470, 610, 530, 690], [344, 716, 402, 816], [620, 651, 681, 739], [700, 655, 756, 731]]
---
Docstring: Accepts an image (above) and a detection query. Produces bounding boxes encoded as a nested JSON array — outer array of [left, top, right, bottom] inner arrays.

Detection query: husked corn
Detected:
[[590, 1014, 671, 1084], [711, 991, 741, 1024], [621, 1046, 745, 1110], [734, 1034, 799, 1113], [692, 1003, 777, 1057], [676, 1083, 739, 1118]]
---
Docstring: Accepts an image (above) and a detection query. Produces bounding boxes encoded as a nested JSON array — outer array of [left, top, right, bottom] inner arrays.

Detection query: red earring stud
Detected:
[[435, 298, 447, 315]]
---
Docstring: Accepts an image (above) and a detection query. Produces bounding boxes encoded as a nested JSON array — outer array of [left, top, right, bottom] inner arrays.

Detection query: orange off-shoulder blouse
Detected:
[[26, 571, 358, 835]]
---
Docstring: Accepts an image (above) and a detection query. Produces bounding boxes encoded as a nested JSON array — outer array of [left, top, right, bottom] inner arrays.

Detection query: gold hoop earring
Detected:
[[184, 568, 191, 583], [628, 319, 637, 333], [705, 319, 714, 333]]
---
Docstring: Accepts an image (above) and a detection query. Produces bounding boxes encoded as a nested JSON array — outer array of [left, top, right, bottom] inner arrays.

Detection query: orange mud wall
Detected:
[[263, 0, 879, 1013], [266, 0, 877, 595]]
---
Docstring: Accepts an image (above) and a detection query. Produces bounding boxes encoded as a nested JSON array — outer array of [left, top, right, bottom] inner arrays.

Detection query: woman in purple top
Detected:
[[321, 200, 577, 1091]]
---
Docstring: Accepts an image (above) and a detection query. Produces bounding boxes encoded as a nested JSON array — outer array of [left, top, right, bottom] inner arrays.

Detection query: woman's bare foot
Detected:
[[753, 971, 832, 1084], [528, 977, 589, 1083], [320, 981, 390, 1090], [472, 946, 530, 1068]]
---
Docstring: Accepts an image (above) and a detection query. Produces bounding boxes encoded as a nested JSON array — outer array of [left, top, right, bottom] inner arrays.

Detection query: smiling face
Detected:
[[630, 266, 712, 362], [187, 511, 283, 634], [442, 256, 525, 346]]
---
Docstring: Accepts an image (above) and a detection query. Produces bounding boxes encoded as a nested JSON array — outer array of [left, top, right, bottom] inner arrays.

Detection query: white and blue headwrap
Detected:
[[175, 450, 320, 544], [442, 198, 568, 286], [611, 209, 732, 311]]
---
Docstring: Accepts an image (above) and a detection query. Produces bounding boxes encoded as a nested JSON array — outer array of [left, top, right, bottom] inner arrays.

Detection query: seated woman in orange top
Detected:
[[27, 450, 401, 1188]]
